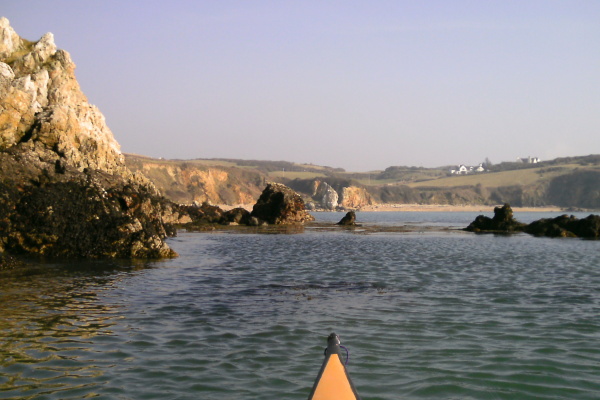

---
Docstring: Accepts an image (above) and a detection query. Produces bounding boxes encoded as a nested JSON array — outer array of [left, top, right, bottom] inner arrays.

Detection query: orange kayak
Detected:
[[308, 333, 361, 400]]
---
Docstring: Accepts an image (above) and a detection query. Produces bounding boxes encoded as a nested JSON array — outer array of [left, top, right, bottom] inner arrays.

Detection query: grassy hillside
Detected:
[[407, 165, 580, 188], [371, 156, 600, 209]]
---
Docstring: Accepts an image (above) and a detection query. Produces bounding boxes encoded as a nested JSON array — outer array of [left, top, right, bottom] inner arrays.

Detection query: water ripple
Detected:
[[1, 228, 600, 399]]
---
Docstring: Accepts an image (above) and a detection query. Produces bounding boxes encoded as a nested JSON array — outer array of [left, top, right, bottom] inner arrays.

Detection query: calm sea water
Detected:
[[1, 211, 599, 400]]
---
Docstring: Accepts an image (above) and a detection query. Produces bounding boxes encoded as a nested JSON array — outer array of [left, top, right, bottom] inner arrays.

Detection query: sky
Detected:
[[3, 1, 600, 172]]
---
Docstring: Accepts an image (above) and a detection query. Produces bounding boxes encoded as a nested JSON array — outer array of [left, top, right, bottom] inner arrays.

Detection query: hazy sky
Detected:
[[4, 1, 600, 171]]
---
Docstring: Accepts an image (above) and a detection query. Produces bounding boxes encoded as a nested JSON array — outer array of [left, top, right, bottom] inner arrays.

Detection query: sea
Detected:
[[1, 211, 599, 400]]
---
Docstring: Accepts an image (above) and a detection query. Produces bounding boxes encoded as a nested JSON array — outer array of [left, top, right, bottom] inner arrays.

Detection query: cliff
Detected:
[[125, 155, 265, 206], [0, 17, 178, 260]]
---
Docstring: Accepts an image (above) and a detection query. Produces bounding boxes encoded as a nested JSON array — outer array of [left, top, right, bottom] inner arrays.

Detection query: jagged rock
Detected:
[[176, 202, 224, 228], [0, 18, 175, 259], [196, 202, 224, 223], [465, 203, 526, 232], [337, 211, 357, 226], [525, 214, 600, 238], [250, 183, 315, 224], [1, 17, 135, 177], [1, 168, 176, 258]]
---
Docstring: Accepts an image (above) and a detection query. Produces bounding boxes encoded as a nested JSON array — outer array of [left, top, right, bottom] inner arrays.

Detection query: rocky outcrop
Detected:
[[337, 211, 357, 226], [465, 204, 600, 239], [0, 18, 176, 260], [525, 214, 600, 238], [175, 202, 250, 228], [250, 183, 314, 225], [1, 18, 131, 177], [1, 168, 176, 258], [465, 203, 527, 233]]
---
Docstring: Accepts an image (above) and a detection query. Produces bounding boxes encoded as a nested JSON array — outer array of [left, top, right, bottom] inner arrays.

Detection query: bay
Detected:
[[1, 211, 599, 399]]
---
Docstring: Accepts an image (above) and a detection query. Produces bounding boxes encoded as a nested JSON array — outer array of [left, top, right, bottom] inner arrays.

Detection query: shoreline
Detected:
[[217, 203, 571, 213], [357, 204, 565, 213]]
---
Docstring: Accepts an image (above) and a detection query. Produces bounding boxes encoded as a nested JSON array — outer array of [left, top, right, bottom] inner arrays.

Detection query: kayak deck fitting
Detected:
[[308, 332, 361, 400]]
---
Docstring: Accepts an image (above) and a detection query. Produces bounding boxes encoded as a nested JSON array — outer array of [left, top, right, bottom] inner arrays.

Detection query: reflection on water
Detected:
[[1, 213, 599, 399], [0, 261, 148, 399]]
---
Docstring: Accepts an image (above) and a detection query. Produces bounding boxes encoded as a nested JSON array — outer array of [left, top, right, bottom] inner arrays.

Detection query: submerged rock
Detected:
[[250, 183, 314, 225]]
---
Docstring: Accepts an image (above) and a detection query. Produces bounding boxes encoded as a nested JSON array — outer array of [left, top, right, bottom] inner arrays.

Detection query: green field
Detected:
[[407, 164, 597, 188], [267, 170, 327, 180]]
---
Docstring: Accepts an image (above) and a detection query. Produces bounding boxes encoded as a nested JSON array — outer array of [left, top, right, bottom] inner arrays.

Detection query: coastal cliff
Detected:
[[125, 155, 265, 206], [0, 18, 178, 260]]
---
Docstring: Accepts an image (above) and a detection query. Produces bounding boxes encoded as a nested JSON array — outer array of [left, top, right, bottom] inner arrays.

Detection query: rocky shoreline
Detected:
[[0, 19, 315, 264], [1, 18, 597, 270], [465, 203, 600, 239]]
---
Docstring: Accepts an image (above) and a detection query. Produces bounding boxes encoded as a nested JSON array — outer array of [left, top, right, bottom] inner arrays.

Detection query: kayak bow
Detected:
[[308, 333, 361, 400]]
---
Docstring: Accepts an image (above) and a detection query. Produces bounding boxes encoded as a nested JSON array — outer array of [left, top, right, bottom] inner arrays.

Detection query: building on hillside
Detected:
[[450, 163, 486, 175], [517, 156, 540, 164]]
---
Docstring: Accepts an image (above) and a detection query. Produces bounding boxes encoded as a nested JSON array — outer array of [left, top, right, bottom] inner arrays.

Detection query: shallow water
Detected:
[[1, 212, 599, 399]]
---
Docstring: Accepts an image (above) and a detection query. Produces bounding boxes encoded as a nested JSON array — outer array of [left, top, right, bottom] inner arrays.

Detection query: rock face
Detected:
[[0, 18, 176, 260], [313, 181, 339, 210], [340, 186, 374, 209], [250, 183, 315, 224], [337, 211, 357, 226], [465, 203, 526, 233], [125, 154, 265, 206], [0, 18, 128, 176]]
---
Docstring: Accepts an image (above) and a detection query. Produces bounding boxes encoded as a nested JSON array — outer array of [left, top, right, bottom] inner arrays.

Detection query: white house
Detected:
[[517, 156, 540, 164], [450, 163, 485, 175]]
